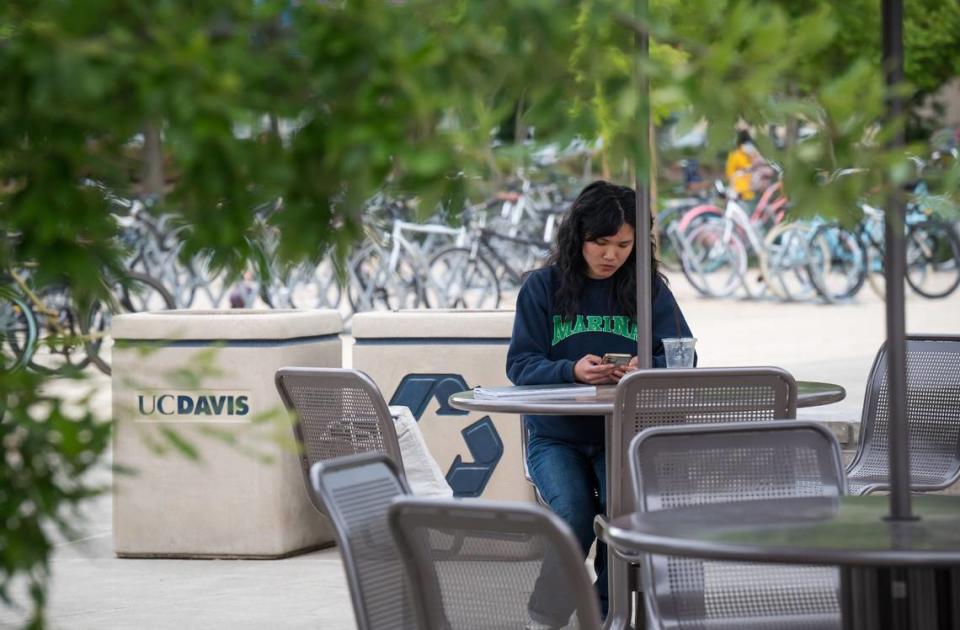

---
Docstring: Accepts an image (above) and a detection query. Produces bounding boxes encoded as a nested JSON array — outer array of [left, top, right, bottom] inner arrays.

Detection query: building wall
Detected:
[[920, 78, 960, 129]]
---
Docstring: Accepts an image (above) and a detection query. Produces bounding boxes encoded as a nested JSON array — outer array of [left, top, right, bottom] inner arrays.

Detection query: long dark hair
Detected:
[[546, 180, 661, 320]]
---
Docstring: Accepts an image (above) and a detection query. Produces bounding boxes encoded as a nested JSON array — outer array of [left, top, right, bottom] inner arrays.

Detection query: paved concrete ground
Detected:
[[2, 272, 957, 629]]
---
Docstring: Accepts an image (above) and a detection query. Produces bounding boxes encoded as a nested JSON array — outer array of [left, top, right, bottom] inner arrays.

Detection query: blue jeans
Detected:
[[526, 435, 608, 622]]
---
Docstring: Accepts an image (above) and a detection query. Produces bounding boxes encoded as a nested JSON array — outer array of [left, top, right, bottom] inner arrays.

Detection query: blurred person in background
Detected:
[[725, 130, 773, 204]]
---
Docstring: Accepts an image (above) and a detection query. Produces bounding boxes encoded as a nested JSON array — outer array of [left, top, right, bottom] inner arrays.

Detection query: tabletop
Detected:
[[448, 380, 846, 416], [603, 494, 960, 567]]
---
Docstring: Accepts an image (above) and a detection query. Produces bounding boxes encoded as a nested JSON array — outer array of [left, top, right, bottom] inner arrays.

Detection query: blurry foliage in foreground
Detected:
[[1, 0, 959, 626]]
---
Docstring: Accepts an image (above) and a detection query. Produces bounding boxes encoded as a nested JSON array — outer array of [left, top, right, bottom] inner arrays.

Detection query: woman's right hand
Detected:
[[573, 354, 616, 384]]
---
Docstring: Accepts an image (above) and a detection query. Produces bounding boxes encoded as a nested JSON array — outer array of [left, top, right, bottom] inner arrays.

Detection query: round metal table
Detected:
[[602, 495, 960, 630], [448, 380, 846, 416]]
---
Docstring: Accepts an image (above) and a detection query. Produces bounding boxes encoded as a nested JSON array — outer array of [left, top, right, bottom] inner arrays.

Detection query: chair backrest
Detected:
[[276, 367, 404, 510], [389, 498, 603, 630], [610, 367, 797, 518], [631, 421, 846, 510], [631, 421, 845, 628], [847, 334, 960, 494], [309, 452, 416, 630]]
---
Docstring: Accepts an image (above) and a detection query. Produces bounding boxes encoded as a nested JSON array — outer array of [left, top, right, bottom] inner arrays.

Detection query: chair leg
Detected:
[[603, 554, 634, 630], [629, 563, 646, 630]]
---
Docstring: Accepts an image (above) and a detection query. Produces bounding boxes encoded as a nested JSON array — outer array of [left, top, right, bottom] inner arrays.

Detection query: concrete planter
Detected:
[[112, 309, 342, 558]]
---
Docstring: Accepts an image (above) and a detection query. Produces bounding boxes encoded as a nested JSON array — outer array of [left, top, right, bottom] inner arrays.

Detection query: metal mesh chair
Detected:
[[610, 367, 798, 518], [309, 452, 416, 630], [602, 367, 798, 627], [276, 367, 404, 511], [631, 421, 845, 630], [846, 334, 960, 495], [389, 497, 603, 630]]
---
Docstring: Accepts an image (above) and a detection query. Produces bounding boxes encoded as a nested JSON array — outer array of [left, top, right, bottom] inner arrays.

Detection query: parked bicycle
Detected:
[[427, 200, 553, 309], [82, 269, 176, 375], [3, 265, 174, 375], [669, 182, 824, 301], [854, 200, 960, 300], [347, 199, 466, 312], [5, 267, 96, 373], [804, 220, 867, 303]]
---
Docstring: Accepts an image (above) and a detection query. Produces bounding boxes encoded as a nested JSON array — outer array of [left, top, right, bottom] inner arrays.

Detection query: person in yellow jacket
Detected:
[[725, 130, 758, 201]]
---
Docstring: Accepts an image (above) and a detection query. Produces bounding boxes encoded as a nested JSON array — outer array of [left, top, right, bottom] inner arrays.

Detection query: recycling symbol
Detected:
[[389, 373, 503, 498]]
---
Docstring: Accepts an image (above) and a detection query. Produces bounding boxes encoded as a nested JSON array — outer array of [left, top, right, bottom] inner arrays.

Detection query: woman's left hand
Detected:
[[611, 356, 639, 383]]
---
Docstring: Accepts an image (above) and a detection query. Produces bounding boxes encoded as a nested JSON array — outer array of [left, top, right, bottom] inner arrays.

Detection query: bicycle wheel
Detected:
[[0, 287, 38, 372], [260, 260, 343, 309], [346, 242, 423, 312], [761, 223, 819, 302], [24, 285, 91, 373], [288, 258, 343, 310], [486, 237, 548, 290], [677, 204, 724, 234], [262, 259, 344, 310], [863, 242, 886, 299], [313, 257, 345, 309], [154, 252, 199, 309], [680, 222, 747, 298], [427, 247, 502, 309], [655, 204, 714, 273], [905, 219, 960, 298], [84, 271, 176, 375], [654, 206, 684, 272], [806, 223, 867, 302]]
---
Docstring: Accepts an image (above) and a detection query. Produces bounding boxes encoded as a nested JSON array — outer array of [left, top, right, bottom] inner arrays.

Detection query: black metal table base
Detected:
[[841, 567, 960, 630]]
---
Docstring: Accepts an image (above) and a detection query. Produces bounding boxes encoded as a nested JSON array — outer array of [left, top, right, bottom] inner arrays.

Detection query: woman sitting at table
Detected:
[[506, 180, 693, 627]]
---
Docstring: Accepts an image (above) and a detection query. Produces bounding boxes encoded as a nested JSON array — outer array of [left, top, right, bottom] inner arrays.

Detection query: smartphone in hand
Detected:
[[601, 353, 632, 367]]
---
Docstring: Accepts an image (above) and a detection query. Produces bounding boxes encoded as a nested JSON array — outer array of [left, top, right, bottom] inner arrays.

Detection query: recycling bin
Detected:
[[112, 309, 342, 558], [351, 309, 534, 502]]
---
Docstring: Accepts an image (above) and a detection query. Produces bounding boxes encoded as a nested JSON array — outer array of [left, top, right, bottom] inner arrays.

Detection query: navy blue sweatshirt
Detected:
[[506, 266, 693, 445]]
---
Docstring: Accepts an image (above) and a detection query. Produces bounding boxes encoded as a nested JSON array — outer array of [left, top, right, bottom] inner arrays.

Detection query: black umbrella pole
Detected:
[[634, 0, 652, 369], [884, 206, 912, 520], [882, 0, 913, 520]]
